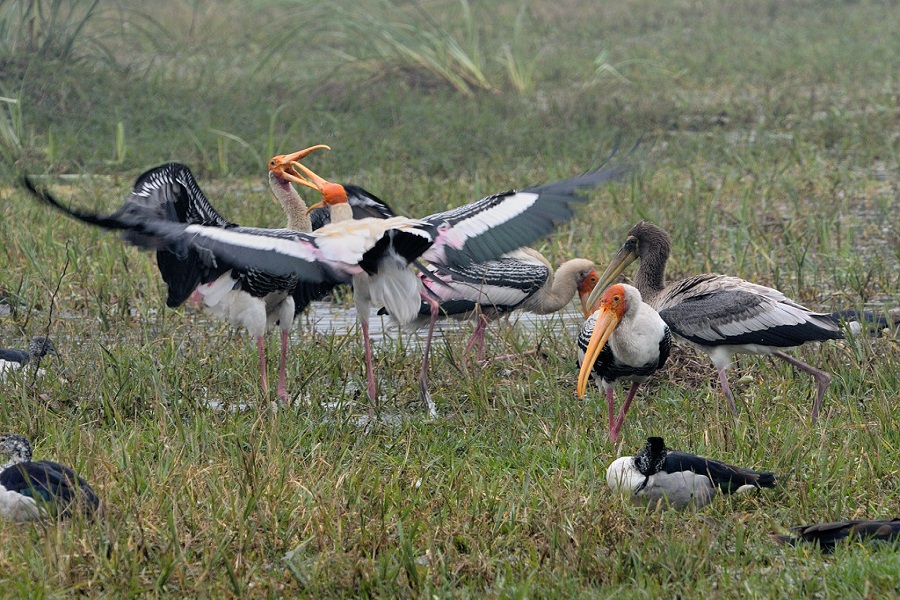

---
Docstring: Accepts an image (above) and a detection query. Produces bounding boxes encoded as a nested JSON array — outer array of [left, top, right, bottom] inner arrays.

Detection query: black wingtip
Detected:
[[21, 175, 97, 222]]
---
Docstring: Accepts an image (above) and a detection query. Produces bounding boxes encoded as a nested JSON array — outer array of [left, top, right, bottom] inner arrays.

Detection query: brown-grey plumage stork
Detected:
[[586, 221, 842, 423], [576, 283, 671, 443], [25, 162, 623, 417]]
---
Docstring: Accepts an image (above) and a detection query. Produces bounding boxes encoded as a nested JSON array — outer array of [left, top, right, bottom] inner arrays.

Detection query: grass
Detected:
[[1, 0, 899, 596]]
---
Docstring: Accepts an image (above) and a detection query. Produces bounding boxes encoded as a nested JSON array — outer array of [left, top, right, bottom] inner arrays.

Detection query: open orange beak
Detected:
[[268, 144, 331, 185], [576, 306, 620, 398]]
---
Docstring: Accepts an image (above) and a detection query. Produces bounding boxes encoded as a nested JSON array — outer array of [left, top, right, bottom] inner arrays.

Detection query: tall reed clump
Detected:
[[0, 0, 101, 59]]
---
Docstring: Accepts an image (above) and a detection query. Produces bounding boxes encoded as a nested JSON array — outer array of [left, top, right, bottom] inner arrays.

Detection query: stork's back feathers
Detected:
[[657, 274, 842, 349]]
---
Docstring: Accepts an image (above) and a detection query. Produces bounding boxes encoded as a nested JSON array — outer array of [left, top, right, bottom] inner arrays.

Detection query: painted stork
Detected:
[[65, 146, 328, 403], [269, 149, 396, 228], [576, 283, 671, 443], [270, 153, 400, 412], [0, 336, 57, 381], [607, 436, 776, 509], [266, 157, 622, 414], [409, 248, 598, 360], [25, 162, 626, 414], [402, 248, 598, 414], [777, 519, 900, 553], [586, 221, 843, 423], [0, 433, 99, 521]]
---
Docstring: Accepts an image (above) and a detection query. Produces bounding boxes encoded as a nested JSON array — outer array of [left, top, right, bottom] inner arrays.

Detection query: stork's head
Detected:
[[576, 283, 631, 398], [267, 144, 331, 184]]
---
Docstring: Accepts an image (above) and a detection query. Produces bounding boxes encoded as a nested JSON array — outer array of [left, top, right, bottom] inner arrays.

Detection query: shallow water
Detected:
[[296, 300, 585, 348]]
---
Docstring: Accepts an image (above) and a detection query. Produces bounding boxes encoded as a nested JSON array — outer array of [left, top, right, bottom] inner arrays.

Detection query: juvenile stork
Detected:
[[607, 436, 776, 509], [26, 162, 625, 416], [0, 433, 99, 521], [576, 284, 671, 443], [586, 221, 842, 423]]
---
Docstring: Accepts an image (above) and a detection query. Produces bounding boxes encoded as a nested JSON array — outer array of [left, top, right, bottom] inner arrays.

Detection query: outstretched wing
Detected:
[[423, 162, 628, 267]]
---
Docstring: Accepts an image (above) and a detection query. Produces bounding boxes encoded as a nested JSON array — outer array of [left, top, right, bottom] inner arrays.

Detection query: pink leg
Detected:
[[773, 350, 831, 424], [276, 328, 290, 404], [464, 315, 489, 361], [257, 336, 269, 395], [718, 367, 740, 416], [418, 294, 440, 418], [361, 318, 377, 417], [610, 382, 641, 444], [606, 387, 616, 442]]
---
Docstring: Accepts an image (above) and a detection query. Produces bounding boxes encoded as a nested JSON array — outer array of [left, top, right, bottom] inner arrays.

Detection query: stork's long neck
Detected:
[[284, 201, 312, 232], [634, 246, 668, 306], [328, 203, 353, 223], [528, 258, 595, 315], [269, 173, 312, 232]]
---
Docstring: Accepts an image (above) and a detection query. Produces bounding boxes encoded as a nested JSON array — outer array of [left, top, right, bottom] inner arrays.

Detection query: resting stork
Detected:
[[0, 433, 99, 521], [25, 161, 626, 416], [777, 519, 900, 553], [607, 436, 776, 509], [0, 336, 57, 381], [586, 221, 842, 423], [576, 284, 671, 443]]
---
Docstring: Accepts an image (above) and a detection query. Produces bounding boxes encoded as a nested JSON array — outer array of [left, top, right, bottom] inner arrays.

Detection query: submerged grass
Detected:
[[0, 0, 898, 596]]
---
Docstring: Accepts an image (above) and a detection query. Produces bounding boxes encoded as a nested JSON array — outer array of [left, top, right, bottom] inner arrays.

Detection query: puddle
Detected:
[[295, 300, 586, 349]]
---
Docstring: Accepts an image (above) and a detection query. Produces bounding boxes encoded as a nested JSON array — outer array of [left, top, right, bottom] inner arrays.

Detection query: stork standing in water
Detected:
[[269, 155, 400, 412], [586, 221, 842, 423], [607, 436, 776, 509], [410, 248, 598, 361], [402, 248, 598, 409], [267, 156, 623, 414], [0, 433, 99, 521], [26, 161, 626, 417], [576, 283, 671, 443]]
